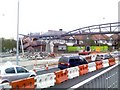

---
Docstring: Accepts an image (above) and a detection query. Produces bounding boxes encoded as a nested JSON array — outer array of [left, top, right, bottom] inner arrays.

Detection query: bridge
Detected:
[[38, 22, 120, 39]]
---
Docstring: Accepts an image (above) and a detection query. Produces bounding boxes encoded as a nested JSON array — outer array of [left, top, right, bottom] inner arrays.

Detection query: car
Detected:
[[58, 55, 88, 70], [78, 50, 91, 55], [0, 62, 36, 84], [95, 53, 114, 61]]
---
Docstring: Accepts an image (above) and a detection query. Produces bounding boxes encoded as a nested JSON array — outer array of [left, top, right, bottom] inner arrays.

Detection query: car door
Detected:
[[15, 67, 30, 80], [4, 67, 18, 82]]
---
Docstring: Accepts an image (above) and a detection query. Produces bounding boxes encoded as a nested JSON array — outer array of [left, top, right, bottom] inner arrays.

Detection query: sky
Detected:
[[0, 0, 119, 39]]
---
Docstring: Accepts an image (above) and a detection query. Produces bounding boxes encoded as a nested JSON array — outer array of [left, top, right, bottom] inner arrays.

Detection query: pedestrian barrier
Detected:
[[67, 66, 79, 79], [102, 59, 109, 68], [108, 58, 116, 66], [95, 61, 103, 70], [79, 64, 88, 75], [54, 69, 68, 84], [10, 77, 35, 89], [35, 73, 56, 88], [0, 83, 11, 89], [88, 62, 96, 72]]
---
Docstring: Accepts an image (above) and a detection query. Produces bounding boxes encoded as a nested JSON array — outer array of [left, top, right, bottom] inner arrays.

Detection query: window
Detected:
[[5, 67, 15, 74], [16, 67, 28, 73]]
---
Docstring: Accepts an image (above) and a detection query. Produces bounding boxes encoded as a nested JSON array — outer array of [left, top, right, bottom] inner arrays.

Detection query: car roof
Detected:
[[0, 62, 22, 70]]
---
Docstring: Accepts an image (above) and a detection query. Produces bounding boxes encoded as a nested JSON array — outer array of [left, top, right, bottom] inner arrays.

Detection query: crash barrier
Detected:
[[108, 58, 116, 66], [95, 61, 103, 70], [10, 77, 35, 89], [102, 59, 109, 68], [54, 69, 68, 84], [0, 57, 119, 89], [67, 66, 79, 79], [0, 83, 12, 89], [88, 62, 96, 72], [79, 64, 88, 75], [35, 73, 56, 88]]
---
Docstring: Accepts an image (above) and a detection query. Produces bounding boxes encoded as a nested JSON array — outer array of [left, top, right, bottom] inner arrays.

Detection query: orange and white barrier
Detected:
[[102, 59, 109, 68], [95, 61, 103, 70], [88, 62, 96, 72], [35, 73, 56, 88], [79, 64, 88, 75], [54, 69, 68, 84], [67, 66, 79, 79], [108, 58, 116, 66], [10, 77, 35, 89], [115, 57, 119, 64], [0, 83, 11, 89]]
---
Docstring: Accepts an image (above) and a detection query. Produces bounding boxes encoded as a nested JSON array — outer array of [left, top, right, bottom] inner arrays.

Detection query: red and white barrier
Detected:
[[102, 59, 109, 68], [35, 73, 56, 88], [67, 66, 79, 79], [88, 62, 96, 72]]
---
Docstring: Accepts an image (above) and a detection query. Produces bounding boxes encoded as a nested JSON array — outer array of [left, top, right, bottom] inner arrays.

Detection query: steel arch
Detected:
[[62, 22, 120, 37]]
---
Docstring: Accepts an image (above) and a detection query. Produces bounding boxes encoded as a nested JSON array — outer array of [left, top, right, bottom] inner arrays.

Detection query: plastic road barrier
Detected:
[[115, 57, 119, 64], [67, 66, 79, 79], [0, 83, 11, 89], [35, 73, 56, 88], [95, 61, 103, 70], [108, 58, 116, 66], [102, 59, 109, 68], [88, 62, 96, 72], [54, 69, 68, 84], [10, 77, 35, 89], [79, 64, 88, 75]]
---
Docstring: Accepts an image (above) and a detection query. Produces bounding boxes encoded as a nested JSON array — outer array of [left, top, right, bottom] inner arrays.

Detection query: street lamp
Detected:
[[16, 0, 19, 65]]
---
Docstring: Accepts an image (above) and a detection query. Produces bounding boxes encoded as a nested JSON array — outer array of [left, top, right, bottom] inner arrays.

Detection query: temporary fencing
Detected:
[[35, 73, 56, 88], [54, 69, 68, 84], [79, 64, 88, 75], [10, 77, 35, 89], [95, 61, 103, 70], [67, 66, 79, 79], [88, 62, 96, 72]]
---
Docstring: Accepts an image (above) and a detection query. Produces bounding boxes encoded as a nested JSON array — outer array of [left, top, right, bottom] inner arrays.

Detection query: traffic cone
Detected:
[[45, 63, 48, 70]]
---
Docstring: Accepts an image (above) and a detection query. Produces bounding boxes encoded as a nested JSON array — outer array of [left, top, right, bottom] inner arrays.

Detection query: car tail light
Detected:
[[66, 63, 70, 66]]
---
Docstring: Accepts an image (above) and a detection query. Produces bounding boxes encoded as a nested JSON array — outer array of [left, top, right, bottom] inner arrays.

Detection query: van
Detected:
[[58, 55, 88, 70]]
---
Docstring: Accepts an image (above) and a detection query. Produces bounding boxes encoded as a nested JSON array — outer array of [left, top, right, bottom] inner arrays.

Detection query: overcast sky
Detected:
[[0, 0, 119, 39]]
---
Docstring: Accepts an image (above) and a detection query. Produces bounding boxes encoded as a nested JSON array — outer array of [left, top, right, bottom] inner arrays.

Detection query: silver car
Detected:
[[0, 62, 36, 83]]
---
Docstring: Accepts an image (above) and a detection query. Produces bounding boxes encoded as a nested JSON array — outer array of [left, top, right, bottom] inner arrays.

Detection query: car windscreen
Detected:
[[59, 57, 69, 63]]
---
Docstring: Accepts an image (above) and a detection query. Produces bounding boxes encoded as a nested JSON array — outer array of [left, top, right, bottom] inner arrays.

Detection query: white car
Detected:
[[0, 62, 36, 83]]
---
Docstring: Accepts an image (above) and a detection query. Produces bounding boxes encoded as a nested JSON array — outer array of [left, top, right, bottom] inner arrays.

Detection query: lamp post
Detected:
[[16, 0, 19, 65]]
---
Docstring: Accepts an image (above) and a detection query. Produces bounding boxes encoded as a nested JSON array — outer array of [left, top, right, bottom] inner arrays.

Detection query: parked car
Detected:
[[0, 62, 36, 84], [58, 55, 88, 70]]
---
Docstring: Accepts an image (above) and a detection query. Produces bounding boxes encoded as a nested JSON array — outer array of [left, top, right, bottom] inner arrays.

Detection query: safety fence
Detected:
[[0, 57, 119, 89]]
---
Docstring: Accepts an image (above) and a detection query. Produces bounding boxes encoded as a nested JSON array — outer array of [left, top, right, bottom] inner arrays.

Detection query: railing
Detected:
[[68, 62, 119, 89]]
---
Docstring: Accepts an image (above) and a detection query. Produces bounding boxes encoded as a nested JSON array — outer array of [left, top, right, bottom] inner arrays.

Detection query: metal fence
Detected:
[[68, 63, 120, 89]]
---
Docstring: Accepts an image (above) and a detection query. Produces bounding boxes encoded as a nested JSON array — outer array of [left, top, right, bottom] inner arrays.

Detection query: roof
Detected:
[[41, 30, 66, 37]]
